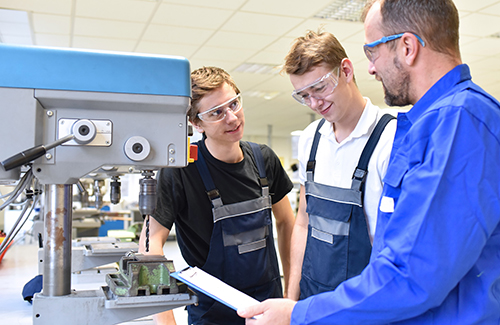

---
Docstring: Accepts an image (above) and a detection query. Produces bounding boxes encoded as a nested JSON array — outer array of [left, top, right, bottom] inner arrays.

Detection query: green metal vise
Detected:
[[106, 252, 188, 297]]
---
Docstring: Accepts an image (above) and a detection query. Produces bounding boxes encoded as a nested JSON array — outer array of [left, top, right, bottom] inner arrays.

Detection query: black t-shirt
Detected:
[[152, 140, 293, 268]]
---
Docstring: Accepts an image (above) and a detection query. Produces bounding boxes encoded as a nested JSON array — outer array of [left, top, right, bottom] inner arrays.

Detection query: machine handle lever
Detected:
[[1, 134, 75, 171]]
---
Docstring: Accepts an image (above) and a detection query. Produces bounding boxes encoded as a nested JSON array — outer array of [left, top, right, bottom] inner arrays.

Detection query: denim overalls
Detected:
[[188, 141, 282, 324], [300, 115, 394, 299]]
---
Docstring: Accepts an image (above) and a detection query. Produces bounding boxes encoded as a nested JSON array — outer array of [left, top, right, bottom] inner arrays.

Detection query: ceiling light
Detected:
[[0, 9, 33, 45], [234, 63, 281, 75], [314, 0, 368, 22]]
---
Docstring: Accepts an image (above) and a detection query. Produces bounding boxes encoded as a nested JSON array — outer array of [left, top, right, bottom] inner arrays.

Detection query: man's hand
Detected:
[[237, 298, 297, 325]]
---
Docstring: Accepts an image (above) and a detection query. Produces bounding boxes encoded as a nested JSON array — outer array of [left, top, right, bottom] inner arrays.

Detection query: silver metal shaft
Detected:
[[42, 184, 73, 296], [44, 134, 75, 151]]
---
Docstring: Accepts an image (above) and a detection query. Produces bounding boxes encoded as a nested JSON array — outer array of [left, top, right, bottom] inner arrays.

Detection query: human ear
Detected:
[[401, 33, 420, 66], [340, 58, 355, 83], [192, 120, 204, 133]]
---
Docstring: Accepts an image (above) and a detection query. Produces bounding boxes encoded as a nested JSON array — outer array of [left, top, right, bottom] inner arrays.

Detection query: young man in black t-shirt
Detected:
[[139, 66, 295, 325]]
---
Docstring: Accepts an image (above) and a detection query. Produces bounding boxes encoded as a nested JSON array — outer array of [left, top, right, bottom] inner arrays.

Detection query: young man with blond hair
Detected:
[[283, 30, 396, 301]]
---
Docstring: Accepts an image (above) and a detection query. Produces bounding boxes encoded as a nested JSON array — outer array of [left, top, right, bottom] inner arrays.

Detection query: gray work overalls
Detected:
[[188, 141, 282, 325], [300, 115, 394, 299]]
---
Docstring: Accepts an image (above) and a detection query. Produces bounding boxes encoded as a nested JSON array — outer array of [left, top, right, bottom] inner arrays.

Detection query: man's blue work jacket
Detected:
[[291, 64, 500, 324]]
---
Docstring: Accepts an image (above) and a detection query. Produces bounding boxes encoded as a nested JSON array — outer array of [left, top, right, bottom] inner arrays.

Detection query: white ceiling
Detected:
[[1, 0, 500, 137]]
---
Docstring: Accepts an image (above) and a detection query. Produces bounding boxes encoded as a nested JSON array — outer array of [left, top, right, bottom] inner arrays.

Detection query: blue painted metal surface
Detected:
[[0, 44, 191, 97]]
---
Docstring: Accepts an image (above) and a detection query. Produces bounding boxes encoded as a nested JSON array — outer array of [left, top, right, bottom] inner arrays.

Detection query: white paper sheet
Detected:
[[171, 266, 260, 311]]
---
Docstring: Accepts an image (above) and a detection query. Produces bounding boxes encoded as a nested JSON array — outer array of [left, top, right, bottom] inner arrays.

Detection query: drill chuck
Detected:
[[110, 177, 121, 205], [139, 175, 157, 216]]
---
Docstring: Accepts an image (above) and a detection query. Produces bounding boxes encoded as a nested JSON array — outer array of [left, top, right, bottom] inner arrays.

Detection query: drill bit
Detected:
[[144, 214, 150, 253]]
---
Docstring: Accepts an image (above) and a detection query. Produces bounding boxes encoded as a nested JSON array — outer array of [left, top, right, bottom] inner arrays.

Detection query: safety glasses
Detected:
[[364, 32, 425, 62], [291, 68, 340, 106], [197, 93, 242, 123]]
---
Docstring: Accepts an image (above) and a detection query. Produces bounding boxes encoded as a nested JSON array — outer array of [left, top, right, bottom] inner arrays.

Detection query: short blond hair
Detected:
[[282, 30, 348, 76]]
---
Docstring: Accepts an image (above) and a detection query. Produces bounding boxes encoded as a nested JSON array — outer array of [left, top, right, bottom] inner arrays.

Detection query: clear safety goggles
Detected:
[[197, 94, 242, 123], [291, 68, 340, 106]]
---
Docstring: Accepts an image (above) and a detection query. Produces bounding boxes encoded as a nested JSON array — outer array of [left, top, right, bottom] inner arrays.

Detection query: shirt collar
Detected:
[[320, 97, 378, 143], [406, 64, 471, 124]]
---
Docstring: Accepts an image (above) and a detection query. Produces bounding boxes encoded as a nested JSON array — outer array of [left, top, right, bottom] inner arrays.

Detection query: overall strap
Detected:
[[248, 142, 269, 197], [194, 141, 223, 208], [306, 119, 326, 182], [351, 114, 395, 191]]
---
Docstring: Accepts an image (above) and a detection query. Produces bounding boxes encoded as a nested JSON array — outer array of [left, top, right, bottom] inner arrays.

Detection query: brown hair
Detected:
[[362, 0, 460, 57], [188, 66, 240, 123], [282, 29, 348, 76]]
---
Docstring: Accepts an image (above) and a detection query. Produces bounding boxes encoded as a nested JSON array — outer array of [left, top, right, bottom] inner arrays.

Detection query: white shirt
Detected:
[[298, 98, 396, 242]]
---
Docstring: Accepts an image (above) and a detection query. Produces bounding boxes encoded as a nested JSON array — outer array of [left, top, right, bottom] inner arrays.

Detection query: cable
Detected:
[[0, 168, 33, 211], [0, 197, 34, 254], [9, 212, 36, 247], [8, 199, 31, 207], [0, 173, 39, 254], [0, 194, 39, 255], [0, 188, 16, 200]]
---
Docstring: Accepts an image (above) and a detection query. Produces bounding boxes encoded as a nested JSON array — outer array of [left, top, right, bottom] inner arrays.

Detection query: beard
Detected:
[[382, 56, 411, 107]]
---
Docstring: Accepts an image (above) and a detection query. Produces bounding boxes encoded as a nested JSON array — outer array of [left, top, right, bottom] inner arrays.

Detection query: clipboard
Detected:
[[171, 266, 260, 312]]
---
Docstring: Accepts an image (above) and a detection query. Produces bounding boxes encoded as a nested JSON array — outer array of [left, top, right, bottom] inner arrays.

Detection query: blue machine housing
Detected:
[[0, 44, 191, 97]]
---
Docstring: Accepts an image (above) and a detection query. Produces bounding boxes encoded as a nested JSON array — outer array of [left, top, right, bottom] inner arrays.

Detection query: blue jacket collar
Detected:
[[406, 64, 471, 124]]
